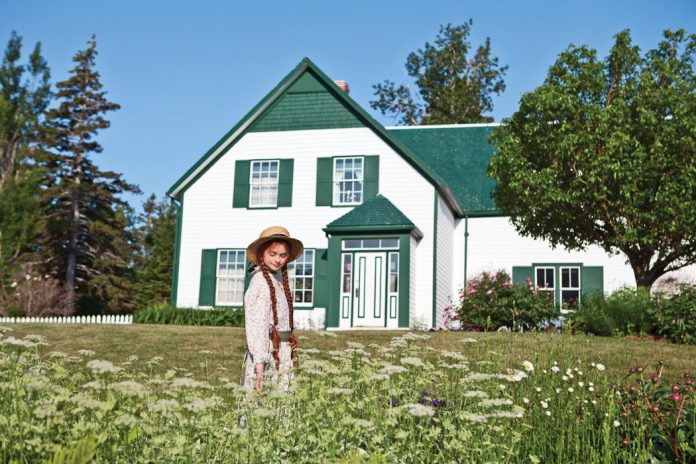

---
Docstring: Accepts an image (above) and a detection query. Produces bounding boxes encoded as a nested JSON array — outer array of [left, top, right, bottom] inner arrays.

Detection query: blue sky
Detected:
[[3, 0, 695, 209]]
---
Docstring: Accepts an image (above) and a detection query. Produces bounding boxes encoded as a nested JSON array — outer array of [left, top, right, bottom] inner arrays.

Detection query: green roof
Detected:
[[388, 125, 500, 216], [324, 195, 423, 238]]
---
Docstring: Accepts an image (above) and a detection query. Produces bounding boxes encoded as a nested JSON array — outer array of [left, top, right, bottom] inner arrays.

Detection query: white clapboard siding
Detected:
[[0, 315, 133, 324], [177, 127, 436, 308], [433, 194, 454, 328]]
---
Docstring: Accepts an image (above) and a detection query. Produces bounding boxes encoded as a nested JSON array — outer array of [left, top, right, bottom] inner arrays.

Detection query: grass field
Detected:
[[6, 324, 696, 383], [3, 324, 695, 462]]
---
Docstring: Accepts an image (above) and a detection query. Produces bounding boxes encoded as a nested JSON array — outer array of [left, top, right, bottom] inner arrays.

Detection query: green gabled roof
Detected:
[[388, 125, 501, 216], [324, 194, 423, 238], [166, 58, 463, 217]]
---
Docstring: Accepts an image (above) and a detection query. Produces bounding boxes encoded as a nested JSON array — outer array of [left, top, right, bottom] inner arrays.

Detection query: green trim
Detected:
[[198, 249, 218, 306], [363, 155, 379, 202], [233, 160, 250, 208], [169, 198, 183, 306], [324, 224, 421, 236], [398, 236, 410, 328], [463, 215, 469, 290], [432, 191, 438, 328], [277, 159, 294, 207], [166, 58, 463, 218], [374, 255, 383, 319], [464, 210, 504, 218], [316, 157, 333, 206], [326, 235, 342, 328]]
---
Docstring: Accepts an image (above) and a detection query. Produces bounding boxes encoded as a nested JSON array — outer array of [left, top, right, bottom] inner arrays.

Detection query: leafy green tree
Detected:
[[42, 37, 140, 314], [0, 31, 51, 187], [489, 29, 696, 291], [132, 194, 176, 309], [370, 21, 507, 125]]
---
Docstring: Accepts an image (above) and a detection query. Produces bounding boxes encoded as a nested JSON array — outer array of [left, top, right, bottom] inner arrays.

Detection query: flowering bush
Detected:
[[652, 284, 696, 345], [446, 270, 559, 331]]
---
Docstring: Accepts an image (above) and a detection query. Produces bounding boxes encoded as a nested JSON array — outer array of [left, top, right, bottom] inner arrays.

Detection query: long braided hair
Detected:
[[257, 240, 298, 370]]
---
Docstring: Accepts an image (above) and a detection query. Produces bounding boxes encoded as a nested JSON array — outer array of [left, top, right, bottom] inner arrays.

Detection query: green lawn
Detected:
[[6, 324, 696, 382]]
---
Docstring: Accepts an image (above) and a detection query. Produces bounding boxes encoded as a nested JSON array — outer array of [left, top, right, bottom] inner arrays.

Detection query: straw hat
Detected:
[[246, 226, 304, 265]]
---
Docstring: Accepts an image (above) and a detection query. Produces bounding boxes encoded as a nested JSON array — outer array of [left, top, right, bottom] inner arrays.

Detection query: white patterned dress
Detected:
[[242, 270, 293, 390]]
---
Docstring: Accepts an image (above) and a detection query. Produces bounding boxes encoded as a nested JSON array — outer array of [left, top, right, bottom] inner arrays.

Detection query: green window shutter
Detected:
[[363, 155, 379, 201], [316, 157, 333, 206], [582, 266, 604, 299], [198, 249, 217, 306], [512, 266, 533, 286], [313, 249, 329, 307], [278, 159, 294, 207], [233, 160, 250, 208]]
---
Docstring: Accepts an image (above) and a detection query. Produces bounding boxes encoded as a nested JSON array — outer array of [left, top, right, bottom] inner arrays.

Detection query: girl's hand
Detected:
[[255, 363, 264, 392]]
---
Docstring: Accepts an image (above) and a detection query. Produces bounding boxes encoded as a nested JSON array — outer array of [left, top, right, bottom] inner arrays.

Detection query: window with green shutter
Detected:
[[234, 159, 293, 208], [199, 249, 218, 306], [315, 155, 379, 207], [514, 263, 604, 308]]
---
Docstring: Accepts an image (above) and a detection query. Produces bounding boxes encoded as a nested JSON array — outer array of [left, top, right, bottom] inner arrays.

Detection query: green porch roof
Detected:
[[324, 195, 423, 238], [388, 125, 500, 216]]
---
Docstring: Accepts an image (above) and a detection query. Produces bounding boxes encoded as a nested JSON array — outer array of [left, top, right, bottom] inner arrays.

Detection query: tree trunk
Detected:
[[629, 255, 660, 293]]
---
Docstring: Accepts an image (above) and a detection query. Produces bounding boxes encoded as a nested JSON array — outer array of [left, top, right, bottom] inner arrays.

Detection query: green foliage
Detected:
[[133, 305, 244, 327], [41, 36, 140, 314], [448, 270, 559, 331], [653, 284, 696, 345], [370, 21, 507, 125], [569, 287, 655, 336], [132, 195, 176, 309], [489, 29, 696, 290], [616, 361, 695, 462], [0, 31, 51, 188]]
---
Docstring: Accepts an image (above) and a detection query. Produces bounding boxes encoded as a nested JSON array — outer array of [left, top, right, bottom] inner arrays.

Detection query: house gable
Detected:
[[166, 58, 463, 217]]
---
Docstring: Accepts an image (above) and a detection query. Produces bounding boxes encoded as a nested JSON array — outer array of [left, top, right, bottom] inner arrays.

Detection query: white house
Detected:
[[167, 58, 693, 330]]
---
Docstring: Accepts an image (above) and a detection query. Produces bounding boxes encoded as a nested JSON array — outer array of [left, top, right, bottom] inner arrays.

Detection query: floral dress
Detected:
[[242, 271, 293, 390]]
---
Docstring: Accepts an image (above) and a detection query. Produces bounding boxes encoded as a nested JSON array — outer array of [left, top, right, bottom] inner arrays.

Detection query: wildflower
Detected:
[[541, 401, 548, 409], [523, 397, 530, 404], [479, 398, 513, 407], [198, 350, 212, 355], [460, 338, 477, 343], [0, 337, 36, 349], [86, 359, 121, 374], [578, 382, 584, 387], [112, 381, 146, 397], [463, 390, 489, 398], [403, 403, 435, 417], [670, 393, 680, 401], [368, 373, 389, 381], [545, 411, 551, 416], [551, 366, 560, 373], [400, 357, 425, 368], [114, 414, 138, 428], [78, 349, 96, 357], [351, 418, 374, 429], [381, 365, 407, 375], [567, 387, 574, 393], [299, 348, 320, 354], [149, 399, 179, 414], [535, 387, 542, 393], [595, 363, 606, 371], [486, 289, 493, 295], [461, 411, 487, 422], [613, 420, 620, 427]]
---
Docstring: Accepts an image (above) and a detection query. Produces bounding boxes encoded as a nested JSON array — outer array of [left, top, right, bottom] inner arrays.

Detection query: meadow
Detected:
[[1, 325, 695, 462]]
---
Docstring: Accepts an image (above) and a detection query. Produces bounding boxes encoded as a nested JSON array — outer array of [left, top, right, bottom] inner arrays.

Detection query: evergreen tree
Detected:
[[0, 31, 51, 187], [42, 36, 140, 314], [370, 21, 507, 125], [132, 194, 176, 309], [0, 32, 51, 307]]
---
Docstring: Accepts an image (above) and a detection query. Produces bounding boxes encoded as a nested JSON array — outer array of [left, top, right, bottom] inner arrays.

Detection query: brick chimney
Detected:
[[334, 80, 350, 95]]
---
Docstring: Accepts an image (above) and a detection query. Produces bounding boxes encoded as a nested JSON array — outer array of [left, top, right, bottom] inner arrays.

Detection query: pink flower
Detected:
[[671, 393, 681, 401], [525, 277, 532, 285], [443, 316, 450, 324], [467, 289, 476, 295], [486, 289, 493, 295], [514, 311, 520, 317], [503, 280, 511, 287]]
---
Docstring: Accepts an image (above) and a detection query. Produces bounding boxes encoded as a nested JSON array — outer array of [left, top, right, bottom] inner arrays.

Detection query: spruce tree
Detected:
[[42, 36, 140, 314], [132, 194, 176, 309]]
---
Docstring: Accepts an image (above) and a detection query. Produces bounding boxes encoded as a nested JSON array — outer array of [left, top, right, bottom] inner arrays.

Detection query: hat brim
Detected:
[[246, 236, 304, 265]]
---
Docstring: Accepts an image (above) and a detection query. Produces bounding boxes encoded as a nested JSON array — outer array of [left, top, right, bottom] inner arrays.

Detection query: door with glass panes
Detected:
[[339, 238, 400, 328]]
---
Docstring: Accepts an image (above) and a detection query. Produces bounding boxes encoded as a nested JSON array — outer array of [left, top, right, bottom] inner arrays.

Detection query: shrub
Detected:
[[133, 305, 244, 327], [570, 287, 655, 337], [652, 284, 696, 345], [447, 270, 558, 331]]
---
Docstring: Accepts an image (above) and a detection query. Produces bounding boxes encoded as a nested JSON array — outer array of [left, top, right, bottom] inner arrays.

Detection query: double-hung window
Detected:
[[560, 266, 581, 306], [535, 267, 555, 294], [288, 250, 314, 306], [333, 157, 363, 205], [249, 160, 279, 207], [216, 250, 245, 306]]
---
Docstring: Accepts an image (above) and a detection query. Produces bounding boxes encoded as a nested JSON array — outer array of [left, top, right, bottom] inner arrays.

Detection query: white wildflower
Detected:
[[112, 380, 146, 397], [522, 360, 534, 372], [480, 398, 513, 407], [523, 397, 530, 404], [463, 390, 489, 398], [381, 365, 407, 375], [568, 387, 574, 393], [595, 363, 606, 371], [613, 420, 620, 427], [326, 387, 353, 395], [460, 337, 478, 343], [253, 408, 275, 417], [400, 357, 425, 368], [403, 403, 435, 417], [546, 411, 551, 416], [114, 414, 138, 428], [78, 349, 95, 357], [198, 350, 212, 355], [541, 401, 549, 409], [86, 359, 121, 374], [550, 366, 560, 373], [460, 411, 487, 422], [149, 399, 179, 414]]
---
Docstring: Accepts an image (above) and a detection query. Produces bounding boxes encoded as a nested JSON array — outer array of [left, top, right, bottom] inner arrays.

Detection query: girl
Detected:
[[242, 226, 302, 392]]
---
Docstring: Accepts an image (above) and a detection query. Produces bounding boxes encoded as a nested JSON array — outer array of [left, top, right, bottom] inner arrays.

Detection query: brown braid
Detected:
[[281, 264, 298, 365], [259, 265, 282, 370]]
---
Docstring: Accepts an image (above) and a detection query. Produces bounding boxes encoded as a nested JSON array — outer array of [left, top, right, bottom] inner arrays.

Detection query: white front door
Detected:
[[352, 252, 387, 327]]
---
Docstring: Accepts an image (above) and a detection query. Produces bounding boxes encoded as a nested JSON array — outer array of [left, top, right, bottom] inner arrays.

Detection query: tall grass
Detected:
[[133, 305, 244, 327]]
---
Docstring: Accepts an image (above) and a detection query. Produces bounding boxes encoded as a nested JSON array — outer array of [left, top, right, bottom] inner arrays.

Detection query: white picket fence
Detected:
[[0, 315, 132, 325]]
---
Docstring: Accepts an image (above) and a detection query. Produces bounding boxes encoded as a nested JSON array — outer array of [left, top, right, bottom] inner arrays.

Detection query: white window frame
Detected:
[[559, 266, 581, 307], [288, 249, 315, 308], [249, 160, 279, 208], [332, 156, 364, 206], [534, 266, 555, 293], [215, 249, 246, 306], [341, 238, 399, 250]]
